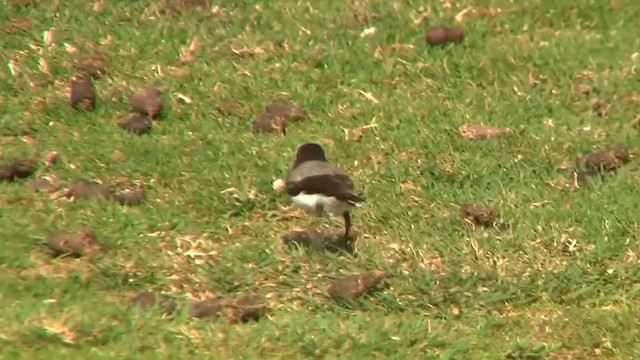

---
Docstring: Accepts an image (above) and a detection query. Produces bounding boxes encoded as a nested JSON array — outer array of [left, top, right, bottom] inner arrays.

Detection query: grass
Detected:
[[1, 0, 640, 358]]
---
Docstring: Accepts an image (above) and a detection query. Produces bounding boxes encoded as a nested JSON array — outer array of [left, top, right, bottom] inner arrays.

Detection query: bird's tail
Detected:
[[346, 193, 364, 207]]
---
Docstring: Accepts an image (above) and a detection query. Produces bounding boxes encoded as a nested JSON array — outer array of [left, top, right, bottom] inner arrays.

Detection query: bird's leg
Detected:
[[342, 212, 351, 240], [314, 203, 324, 217]]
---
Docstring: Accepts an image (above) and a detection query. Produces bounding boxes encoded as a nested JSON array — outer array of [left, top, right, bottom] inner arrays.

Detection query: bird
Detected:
[[285, 143, 364, 239]]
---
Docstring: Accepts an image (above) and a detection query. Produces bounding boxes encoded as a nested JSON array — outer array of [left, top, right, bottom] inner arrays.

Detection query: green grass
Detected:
[[1, 0, 640, 358]]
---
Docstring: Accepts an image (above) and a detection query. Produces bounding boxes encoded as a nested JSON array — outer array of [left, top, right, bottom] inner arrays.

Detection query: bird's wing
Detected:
[[286, 173, 364, 205], [287, 161, 343, 182]]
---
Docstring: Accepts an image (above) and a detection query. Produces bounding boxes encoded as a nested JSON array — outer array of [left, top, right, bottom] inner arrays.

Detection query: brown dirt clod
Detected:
[[327, 271, 386, 302], [426, 26, 465, 46], [0, 159, 38, 182], [69, 74, 96, 111], [129, 291, 178, 315], [189, 298, 223, 319], [265, 102, 308, 123], [129, 87, 164, 120], [252, 112, 287, 135], [117, 114, 152, 135], [425, 26, 448, 46], [252, 102, 308, 135], [189, 293, 267, 324], [113, 187, 146, 206], [74, 55, 108, 79], [11, 159, 38, 178], [65, 179, 113, 201], [0, 164, 15, 182], [46, 229, 101, 258], [445, 26, 465, 43], [581, 146, 631, 172], [460, 203, 498, 228]]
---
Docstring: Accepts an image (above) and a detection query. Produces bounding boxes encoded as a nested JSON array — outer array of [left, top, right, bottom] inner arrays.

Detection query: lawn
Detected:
[[1, 0, 639, 358]]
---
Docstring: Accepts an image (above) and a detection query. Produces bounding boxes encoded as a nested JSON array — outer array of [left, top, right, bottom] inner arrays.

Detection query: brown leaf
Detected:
[[46, 229, 101, 258], [111, 150, 126, 163], [346, 123, 377, 142], [188, 38, 201, 53], [626, 95, 640, 105], [319, 138, 335, 148], [400, 180, 420, 192], [179, 38, 201, 64], [165, 0, 213, 14], [458, 124, 511, 140], [231, 46, 265, 58], [388, 43, 415, 55], [180, 52, 197, 64], [216, 98, 248, 117], [349, 126, 366, 142], [93, 0, 105, 13], [436, 155, 456, 174], [38, 318, 77, 345], [455, 7, 502, 22], [590, 99, 612, 118], [169, 67, 190, 78], [572, 84, 595, 97], [451, 304, 461, 316], [527, 71, 538, 87]]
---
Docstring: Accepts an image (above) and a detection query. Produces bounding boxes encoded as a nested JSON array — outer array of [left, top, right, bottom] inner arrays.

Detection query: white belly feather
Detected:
[[292, 192, 354, 217]]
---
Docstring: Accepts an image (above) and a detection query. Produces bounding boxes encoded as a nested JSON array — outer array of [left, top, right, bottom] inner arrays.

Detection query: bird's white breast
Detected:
[[292, 192, 354, 218]]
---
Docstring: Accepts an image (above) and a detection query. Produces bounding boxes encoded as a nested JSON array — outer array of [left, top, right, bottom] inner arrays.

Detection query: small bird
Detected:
[[285, 143, 364, 239]]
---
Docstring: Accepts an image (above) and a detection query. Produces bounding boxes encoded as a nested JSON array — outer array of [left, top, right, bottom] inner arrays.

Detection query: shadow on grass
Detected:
[[282, 230, 357, 256]]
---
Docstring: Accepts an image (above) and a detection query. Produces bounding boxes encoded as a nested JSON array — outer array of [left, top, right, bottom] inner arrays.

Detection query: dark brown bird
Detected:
[[286, 143, 364, 239]]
